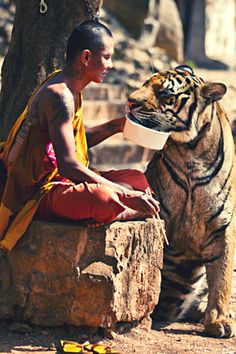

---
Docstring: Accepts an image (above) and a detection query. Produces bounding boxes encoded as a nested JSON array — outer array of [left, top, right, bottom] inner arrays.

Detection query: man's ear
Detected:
[[81, 49, 91, 66]]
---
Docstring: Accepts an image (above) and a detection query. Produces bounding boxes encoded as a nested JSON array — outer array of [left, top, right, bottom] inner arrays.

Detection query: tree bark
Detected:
[[0, 0, 103, 140], [175, 0, 206, 60]]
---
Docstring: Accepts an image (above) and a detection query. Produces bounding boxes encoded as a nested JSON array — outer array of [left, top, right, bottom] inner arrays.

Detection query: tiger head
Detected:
[[126, 65, 227, 143]]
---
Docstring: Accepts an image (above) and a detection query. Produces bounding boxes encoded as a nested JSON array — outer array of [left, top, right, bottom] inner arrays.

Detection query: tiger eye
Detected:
[[165, 98, 175, 105]]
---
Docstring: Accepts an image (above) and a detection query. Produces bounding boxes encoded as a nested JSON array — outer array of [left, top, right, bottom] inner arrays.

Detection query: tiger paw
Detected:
[[204, 318, 236, 338]]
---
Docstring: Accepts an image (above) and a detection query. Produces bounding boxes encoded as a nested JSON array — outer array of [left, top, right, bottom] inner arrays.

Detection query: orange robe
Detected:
[[0, 70, 88, 252]]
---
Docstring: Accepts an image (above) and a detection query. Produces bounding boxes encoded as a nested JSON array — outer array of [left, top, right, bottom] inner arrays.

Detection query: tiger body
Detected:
[[127, 66, 236, 337]]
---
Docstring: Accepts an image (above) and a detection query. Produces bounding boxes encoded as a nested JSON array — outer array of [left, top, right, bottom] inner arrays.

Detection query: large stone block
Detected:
[[0, 220, 163, 329]]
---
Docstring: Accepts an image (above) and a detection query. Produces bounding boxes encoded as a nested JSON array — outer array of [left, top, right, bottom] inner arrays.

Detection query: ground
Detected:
[[0, 67, 236, 353], [0, 307, 236, 354]]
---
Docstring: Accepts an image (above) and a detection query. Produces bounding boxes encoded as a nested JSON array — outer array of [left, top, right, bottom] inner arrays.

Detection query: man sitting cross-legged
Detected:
[[0, 20, 159, 252]]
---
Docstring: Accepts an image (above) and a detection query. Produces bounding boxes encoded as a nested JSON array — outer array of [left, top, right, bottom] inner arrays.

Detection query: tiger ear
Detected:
[[200, 83, 227, 104]]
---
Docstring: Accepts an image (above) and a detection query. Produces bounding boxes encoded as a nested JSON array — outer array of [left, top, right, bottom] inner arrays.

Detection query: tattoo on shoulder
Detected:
[[50, 92, 74, 124]]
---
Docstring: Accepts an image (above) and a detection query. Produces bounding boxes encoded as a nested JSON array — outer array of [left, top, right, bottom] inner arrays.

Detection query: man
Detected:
[[0, 20, 159, 252]]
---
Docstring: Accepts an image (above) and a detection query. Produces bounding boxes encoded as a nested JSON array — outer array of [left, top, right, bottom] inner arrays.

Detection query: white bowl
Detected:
[[123, 116, 170, 150]]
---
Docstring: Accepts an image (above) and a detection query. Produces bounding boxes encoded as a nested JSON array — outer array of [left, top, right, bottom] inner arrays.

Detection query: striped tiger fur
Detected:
[[127, 65, 236, 338]]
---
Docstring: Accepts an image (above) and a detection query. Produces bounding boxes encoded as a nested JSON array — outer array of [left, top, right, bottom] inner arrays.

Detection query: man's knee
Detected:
[[84, 183, 124, 222]]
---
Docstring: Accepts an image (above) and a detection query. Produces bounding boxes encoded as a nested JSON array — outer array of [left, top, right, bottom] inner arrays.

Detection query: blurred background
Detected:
[[0, 0, 236, 88], [0, 0, 235, 168]]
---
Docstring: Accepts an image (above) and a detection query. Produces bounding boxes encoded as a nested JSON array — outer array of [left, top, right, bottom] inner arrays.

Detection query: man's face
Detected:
[[86, 34, 114, 83]]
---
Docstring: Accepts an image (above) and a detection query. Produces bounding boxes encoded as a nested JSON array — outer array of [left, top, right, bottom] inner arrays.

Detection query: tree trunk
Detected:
[[175, 0, 206, 60], [0, 0, 103, 140], [183, 0, 206, 61]]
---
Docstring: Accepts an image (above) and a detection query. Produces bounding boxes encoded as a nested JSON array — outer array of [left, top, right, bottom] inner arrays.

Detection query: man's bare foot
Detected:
[[84, 207, 149, 229]]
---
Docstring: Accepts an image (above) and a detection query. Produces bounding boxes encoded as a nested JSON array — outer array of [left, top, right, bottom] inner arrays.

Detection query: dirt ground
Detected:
[[0, 295, 235, 354], [0, 68, 236, 353]]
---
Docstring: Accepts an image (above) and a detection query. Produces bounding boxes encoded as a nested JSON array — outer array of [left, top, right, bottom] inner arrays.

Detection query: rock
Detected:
[[103, 0, 149, 39], [8, 322, 32, 333], [155, 0, 184, 62], [139, 0, 183, 62], [0, 220, 163, 330]]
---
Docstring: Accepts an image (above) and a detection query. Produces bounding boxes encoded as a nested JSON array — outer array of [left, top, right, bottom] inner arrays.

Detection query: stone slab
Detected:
[[0, 219, 163, 329]]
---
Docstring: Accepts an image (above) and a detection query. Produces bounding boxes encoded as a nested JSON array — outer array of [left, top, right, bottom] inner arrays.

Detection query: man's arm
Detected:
[[86, 116, 126, 148], [44, 87, 123, 187], [44, 87, 159, 215]]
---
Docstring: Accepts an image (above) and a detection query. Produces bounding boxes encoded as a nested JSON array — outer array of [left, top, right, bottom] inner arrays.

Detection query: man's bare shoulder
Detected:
[[43, 81, 75, 109], [39, 81, 75, 125]]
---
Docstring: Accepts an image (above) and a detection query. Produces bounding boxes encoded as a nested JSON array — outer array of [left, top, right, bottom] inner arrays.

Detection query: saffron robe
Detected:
[[0, 70, 88, 252]]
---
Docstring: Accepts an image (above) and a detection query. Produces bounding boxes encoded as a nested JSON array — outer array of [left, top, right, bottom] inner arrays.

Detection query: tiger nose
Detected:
[[127, 97, 142, 110]]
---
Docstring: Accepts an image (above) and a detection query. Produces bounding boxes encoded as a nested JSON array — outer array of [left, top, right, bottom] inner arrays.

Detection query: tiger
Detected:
[[126, 65, 236, 338]]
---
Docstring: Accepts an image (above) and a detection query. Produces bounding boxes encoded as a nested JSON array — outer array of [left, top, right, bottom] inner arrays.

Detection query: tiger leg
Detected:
[[152, 256, 206, 321], [203, 225, 236, 338]]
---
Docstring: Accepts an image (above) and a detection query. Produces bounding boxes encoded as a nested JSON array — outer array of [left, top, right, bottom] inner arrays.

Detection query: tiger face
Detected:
[[126, 65, 227, 143]]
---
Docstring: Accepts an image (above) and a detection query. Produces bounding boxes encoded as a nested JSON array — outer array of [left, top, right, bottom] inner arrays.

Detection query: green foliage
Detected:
[[185, 60, 198, 69]]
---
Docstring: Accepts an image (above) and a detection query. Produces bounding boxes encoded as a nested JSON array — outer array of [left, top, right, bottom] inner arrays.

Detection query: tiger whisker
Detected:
[[146, 188, 169, 246]]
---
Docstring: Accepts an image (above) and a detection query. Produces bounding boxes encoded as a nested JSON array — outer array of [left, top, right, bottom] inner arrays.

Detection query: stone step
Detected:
[[83, 82, 127, 101], [88, 137, 154, 166], [82, 83, 154, 168], [83, 100, 126, 124]]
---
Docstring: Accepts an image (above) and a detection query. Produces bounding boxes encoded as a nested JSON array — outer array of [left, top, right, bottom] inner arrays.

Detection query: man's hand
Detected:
[[119, 189, 160, 216]]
